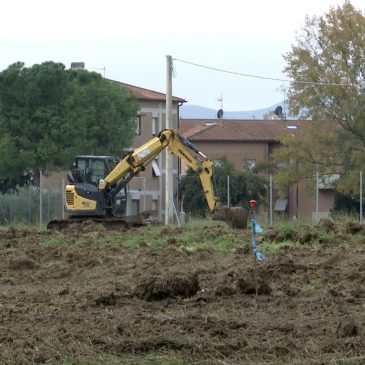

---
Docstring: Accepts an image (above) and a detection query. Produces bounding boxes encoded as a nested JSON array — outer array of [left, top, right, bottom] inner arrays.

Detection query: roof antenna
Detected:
[[216, 93, 224, 120], [275, 84, 287, 120], [93, 67, 106, 78]]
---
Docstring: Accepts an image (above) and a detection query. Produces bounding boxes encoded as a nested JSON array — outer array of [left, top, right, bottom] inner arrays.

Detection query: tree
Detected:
[[179, 158, 267, 215], [275, 1, 365, 197], [0, 62, 139, 192]]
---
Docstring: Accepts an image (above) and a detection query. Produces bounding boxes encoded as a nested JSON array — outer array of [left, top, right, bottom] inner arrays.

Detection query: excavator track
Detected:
[[47, 216, 145, 231]]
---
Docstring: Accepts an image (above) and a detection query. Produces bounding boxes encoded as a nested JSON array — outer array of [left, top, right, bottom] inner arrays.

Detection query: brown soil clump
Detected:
[[134, 272, 200, 300], [345, 221, 363, 234]]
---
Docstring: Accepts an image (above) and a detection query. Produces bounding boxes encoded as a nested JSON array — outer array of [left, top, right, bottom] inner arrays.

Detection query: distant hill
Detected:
[[180, 102, 286, 119]]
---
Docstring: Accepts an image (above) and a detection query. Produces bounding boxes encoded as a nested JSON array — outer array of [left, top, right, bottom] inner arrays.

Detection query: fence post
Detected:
[[47, 190, 50, 223], [28, 188, 32, 225], [227, 175, 230, 207], [315, 172, 319, 223], [360, 171, 363, 224], [62, 179, 65, 219], [269, 174, 273, 226], [10, 191, 13, 225], [39, 170, 43, 229]]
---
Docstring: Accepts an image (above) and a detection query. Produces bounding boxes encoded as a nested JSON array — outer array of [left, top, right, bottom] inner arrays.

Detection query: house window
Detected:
[[135, 115, 142, 135], [244, 159, 256, 171], [213, 159, 222, 167], [152, 159, 162, 177], [152, 117, 158, 135]]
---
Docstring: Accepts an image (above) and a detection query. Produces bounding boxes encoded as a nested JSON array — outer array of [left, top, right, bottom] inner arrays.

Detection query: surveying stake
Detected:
[[249, 199, 265, 296]]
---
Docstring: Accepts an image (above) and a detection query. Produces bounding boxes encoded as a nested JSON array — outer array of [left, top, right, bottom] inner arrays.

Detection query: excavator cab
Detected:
[[66, 155, 128, 217], [68, 155, 120, 185]]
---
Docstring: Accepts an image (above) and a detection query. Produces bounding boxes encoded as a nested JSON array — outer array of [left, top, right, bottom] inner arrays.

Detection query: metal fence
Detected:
[[225, 173, 364, 225], [0, 172, 363, 228], [0, 186, 64, 228]]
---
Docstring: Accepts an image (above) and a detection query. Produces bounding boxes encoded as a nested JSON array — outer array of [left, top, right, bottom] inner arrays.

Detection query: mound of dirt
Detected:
[[134, 272, 200, 300], [317, 218, 335, 231], [345, 221, 363, 234], [337, 317, 359, 337], [236, 276, 272, 295], [8, 255, 38, 270]]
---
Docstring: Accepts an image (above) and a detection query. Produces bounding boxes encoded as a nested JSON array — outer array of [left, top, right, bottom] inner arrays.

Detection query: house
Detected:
[[180, 118, 336, 220]]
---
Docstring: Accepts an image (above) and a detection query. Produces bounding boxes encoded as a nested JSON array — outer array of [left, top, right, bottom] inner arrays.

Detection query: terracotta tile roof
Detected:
[[180, 119, 311, 142], [179, 119, 212, 137], [107, 79, 186, 103]]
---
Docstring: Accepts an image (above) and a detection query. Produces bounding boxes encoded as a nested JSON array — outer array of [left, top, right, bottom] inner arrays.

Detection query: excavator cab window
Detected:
[[74, 156, 119, 185], [87, 160, 105, 183]]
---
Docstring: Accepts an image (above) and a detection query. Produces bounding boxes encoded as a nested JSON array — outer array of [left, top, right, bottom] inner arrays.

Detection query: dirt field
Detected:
[[1, 221, 365, 364]]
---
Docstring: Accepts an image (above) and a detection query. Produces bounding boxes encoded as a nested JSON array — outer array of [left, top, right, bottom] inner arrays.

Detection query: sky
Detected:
[[1, 0, 364, 112]]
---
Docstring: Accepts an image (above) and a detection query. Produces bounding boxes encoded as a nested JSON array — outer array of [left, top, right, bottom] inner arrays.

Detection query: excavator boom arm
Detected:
[[98, 129, 219, 212], [99, 134, 169, 188], [165, 131, 218, 212]]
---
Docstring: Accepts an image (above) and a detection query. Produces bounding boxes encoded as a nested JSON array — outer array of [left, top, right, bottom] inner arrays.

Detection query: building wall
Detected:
[[180, 141, 270, 174], [182, 139, 335, 220]]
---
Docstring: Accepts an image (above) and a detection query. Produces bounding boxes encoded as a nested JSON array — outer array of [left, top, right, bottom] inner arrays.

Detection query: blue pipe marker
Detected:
[[249, 199, 265, 296], [251, 218, 265, 261]]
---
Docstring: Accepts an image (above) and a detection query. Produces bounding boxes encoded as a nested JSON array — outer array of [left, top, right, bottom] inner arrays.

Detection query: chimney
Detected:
[[70, 62, 85, 70]]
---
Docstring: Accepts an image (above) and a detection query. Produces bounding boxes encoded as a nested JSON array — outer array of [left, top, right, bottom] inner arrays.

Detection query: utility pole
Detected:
[[165, 55, 173, 225], [39, 170, 43, 229]]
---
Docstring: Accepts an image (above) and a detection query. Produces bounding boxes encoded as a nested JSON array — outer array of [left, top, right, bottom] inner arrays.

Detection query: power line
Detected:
[[173, 57, 359, 88]]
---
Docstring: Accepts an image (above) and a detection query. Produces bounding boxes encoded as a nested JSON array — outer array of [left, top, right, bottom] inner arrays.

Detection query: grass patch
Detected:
[[33, 216, 365, 254], [41, 236, 65, 247], [310, 278, 327, 290], [261, 218, 365, 249], [40, 235, 87, 247], [99, 220, 237, 252], [179, 223, 236, 252], [74, 237, 87, 246], [260, 240, 298, 253]]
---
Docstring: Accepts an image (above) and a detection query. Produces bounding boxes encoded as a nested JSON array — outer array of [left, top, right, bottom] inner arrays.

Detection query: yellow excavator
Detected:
[[47, 129, 219, 230]]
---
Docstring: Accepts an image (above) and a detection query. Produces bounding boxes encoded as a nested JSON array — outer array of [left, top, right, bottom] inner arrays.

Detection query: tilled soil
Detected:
[[1, 223, 365, 364]]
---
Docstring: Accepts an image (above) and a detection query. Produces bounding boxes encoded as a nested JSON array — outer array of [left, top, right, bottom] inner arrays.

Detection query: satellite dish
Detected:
[[274, 106, 283, 117], [217, 109, 224, 119]]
